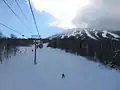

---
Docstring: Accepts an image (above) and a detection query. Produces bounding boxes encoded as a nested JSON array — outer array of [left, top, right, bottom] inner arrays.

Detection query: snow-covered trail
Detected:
[[0, 44, 120, 90]]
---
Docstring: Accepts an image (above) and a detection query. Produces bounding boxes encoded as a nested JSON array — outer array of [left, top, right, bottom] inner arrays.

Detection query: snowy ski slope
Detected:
[[0, 44, 120, 90]]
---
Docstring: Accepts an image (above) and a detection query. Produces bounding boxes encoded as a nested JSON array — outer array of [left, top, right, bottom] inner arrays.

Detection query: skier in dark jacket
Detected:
[[61, 73, 65, 79]]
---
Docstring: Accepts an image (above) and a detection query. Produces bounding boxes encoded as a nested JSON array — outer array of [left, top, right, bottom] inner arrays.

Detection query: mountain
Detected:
[[48, 28, 120, 41]]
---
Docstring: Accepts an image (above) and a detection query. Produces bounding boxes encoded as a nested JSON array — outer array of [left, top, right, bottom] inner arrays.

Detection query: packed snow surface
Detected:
[[0, 44, 120, 90]]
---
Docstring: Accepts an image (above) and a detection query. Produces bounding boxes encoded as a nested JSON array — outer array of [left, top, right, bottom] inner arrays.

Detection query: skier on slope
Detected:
[[61, 73, 65, 79]]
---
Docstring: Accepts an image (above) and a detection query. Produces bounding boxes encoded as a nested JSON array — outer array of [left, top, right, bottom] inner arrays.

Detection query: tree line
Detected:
[[0, 32, 35, 64], [47, 36, 120, 68]]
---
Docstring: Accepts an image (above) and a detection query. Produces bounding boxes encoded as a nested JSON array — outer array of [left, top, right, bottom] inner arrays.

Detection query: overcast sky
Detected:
[[0, 0, 119, 38], [73, 0, 120, 30]]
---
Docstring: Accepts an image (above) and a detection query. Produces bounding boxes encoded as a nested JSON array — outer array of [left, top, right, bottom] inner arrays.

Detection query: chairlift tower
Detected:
[[31, 35, 41, 64]]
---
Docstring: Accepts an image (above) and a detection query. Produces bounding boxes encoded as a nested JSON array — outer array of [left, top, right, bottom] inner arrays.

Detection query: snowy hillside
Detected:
[[0, 44, 120, 90], [48, 28, 120, 40]]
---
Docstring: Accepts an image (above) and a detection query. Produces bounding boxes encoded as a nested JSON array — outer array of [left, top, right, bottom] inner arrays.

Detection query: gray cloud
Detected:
[[73, 0, 120, 30]]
